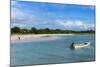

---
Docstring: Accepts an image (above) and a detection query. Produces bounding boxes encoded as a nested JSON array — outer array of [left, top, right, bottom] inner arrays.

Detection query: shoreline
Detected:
[[11, 34, 74, 41], [11, 34, 94, 42]]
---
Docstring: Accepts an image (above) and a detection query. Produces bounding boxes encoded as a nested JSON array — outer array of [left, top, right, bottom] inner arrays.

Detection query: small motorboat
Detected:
[[70, 42, 91, 49]]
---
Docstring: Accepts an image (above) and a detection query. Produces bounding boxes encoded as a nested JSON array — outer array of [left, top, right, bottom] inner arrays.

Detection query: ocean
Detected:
[[11, 34, 95, 66]]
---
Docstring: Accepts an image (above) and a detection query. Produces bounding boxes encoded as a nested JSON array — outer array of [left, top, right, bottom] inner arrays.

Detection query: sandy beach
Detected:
[[11, 34, 74, 42]]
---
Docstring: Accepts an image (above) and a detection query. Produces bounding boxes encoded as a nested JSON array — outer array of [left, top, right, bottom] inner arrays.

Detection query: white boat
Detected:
[[70, 42, 91, 49]]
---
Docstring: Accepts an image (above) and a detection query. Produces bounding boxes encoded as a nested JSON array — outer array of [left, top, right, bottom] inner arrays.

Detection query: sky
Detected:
[[11, 0, 95, 31]]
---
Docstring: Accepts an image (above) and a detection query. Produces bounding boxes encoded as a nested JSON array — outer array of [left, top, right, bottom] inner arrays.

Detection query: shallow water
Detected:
[[11, 34, 95, 66]]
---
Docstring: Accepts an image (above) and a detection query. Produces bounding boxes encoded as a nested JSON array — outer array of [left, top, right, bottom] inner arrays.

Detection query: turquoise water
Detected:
[[11, 34, 95, 66]]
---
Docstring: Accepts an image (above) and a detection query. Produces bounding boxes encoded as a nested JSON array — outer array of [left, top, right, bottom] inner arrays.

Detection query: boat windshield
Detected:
[[84, 43, 87, 44]]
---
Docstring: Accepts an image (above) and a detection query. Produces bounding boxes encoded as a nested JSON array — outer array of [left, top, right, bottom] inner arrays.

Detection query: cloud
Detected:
[[11, 8, 25, 20], [11, 1, 27, 20], [11, 1, 39, 28], [57, 20, 94, 30], [88, 6, 95, 10], [11, 23, 26, 28], [11, 1, 32, 20], [11, 1, 95, 30], [11, 1, 58, 28], [11, 0, 17, 6], [59, 20, 83, 26]]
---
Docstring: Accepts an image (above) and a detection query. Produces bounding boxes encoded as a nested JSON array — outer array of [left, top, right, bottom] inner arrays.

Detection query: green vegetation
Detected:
[[11, 26, 95, 34]]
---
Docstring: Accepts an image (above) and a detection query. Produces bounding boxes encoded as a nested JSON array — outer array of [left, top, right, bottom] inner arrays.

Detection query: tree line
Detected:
[[11, 26, 95, 34]]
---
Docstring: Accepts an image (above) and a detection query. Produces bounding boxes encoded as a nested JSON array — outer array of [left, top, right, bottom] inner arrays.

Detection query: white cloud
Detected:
[[11, 1, 95, 30], [11, 1, 17, 6], [11, 1, 49, 27], [11, 23, 26, 28], [57, 20, 94, 30], [88, 6, 95, 10], [59, 20, 83, 26], [11, 1, 38, 24], [11, 1, 31, 20], [11, 8, 25, 20]]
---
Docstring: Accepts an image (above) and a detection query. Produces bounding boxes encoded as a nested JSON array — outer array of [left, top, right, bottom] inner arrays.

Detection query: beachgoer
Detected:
[[18, 37, 20, 40]]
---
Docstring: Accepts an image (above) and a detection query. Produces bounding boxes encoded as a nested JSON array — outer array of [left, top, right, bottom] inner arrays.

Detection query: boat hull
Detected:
[[71, 42, 91, 49]]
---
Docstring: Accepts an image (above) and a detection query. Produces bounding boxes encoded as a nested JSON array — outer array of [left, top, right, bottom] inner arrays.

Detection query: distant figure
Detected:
[[18, 37, 20, 40]]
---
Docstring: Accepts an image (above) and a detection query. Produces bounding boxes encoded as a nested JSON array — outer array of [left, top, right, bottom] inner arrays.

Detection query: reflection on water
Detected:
[[11, 34, 95, 66]]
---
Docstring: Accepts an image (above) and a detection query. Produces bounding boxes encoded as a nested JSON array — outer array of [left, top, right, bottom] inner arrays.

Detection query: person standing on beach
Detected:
[[18, 37, 20, 40]]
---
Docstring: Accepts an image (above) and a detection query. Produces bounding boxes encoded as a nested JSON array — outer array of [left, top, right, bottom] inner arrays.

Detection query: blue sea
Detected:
[[11, 34, 95, 66]]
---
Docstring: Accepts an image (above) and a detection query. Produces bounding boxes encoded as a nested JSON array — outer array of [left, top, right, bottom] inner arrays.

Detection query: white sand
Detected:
[[11, 34, 74, 42]]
